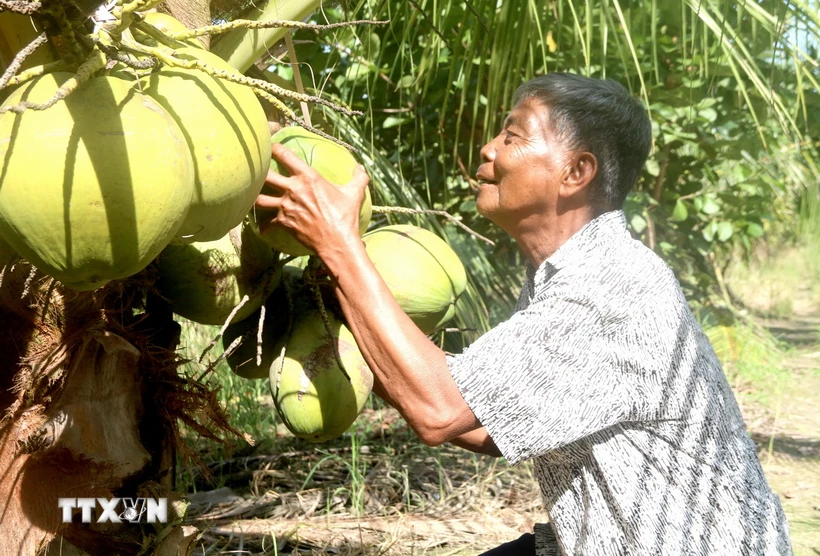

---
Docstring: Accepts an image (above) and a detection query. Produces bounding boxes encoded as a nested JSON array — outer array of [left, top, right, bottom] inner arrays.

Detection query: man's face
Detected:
[[475, 99, 571, 230]]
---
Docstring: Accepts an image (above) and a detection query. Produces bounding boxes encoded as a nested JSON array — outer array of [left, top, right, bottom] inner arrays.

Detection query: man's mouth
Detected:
[[474, 179, 497, 191], [474, 173, 498, 189]]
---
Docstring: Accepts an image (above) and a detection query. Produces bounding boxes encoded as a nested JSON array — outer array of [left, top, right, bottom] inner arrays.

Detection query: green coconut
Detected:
[[156, 221, 280, 325], [143, 48, 271, 244], [0, 74, 194, 291], [271, 307, 373, 442], [139, 12, 206, 49], [363, 225, 467, 334], [222, 266, 309, 379], [258, 127, 372, 255]]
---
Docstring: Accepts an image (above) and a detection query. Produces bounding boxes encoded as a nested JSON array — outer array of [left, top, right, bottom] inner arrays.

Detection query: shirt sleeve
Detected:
[[448, 293, 630, 465]]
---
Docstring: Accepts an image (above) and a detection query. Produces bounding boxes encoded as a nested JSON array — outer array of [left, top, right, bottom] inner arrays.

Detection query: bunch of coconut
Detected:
[[0, 15, 271, 292], [212, 127, 468, 443]]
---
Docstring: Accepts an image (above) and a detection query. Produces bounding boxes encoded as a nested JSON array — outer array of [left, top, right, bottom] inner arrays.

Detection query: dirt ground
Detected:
[[742, 319, 820, 554]]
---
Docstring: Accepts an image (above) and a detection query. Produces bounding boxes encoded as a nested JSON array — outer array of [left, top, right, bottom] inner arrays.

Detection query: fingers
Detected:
[[349, 164, 371, 188], [347, 164, 370, 206], [255, 192, 283, 211], [271, 143, 316, 177], [265, 168, 292, 192]]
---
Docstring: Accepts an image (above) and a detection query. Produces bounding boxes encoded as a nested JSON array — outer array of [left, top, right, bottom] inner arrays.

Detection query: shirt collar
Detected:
[[527, 210, 629, 286]]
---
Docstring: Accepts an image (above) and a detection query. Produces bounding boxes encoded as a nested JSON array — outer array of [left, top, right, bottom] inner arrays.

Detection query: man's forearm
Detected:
[[317, 234, 479, 446]]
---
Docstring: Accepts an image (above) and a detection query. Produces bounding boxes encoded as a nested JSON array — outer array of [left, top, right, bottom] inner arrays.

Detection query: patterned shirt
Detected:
[[448, 210, 791, 555]]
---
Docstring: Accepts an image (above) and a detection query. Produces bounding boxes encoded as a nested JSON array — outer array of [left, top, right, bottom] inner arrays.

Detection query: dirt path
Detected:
[[743, 310, 820, 555]]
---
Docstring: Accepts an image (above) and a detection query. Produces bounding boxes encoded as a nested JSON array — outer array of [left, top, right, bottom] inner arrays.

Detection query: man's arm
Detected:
[[257, 145, 480, 446], [450, 427, 502, 457]]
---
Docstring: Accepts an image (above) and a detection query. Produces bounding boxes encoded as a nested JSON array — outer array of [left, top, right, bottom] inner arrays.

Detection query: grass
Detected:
[[724, 238, 820, 320]]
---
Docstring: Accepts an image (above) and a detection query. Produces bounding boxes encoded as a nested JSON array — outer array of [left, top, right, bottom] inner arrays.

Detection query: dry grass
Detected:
[[178, 404, 542, 555]]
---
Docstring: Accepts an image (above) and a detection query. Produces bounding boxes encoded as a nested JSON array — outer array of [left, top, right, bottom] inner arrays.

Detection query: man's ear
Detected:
[[561, 152, 598, 198]]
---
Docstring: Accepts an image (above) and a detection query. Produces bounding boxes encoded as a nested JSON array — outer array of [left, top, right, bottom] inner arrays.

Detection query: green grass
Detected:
[[702, 315, 792, 409]]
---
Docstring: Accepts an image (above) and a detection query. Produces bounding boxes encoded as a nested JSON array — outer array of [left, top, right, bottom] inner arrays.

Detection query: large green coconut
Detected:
[[271, 308, 373, 442], [0, 74, 195, 291], [363, 225, 467, 334], [222, 265, 309, 379], [257, 127, 372, 255], [156, 221, 280, 325], [143, 48, 271, 244]]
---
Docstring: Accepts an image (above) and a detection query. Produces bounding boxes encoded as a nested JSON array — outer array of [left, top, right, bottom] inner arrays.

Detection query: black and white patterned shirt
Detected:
[[448, 210, 792, 555]]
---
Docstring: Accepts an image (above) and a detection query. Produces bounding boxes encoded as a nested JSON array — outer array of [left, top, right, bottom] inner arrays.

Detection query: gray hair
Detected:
[[513, 73, 653, 211]]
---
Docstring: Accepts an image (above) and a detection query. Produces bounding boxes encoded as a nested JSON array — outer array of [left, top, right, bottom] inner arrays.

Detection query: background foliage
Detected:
[[236, 0, 820, 346]]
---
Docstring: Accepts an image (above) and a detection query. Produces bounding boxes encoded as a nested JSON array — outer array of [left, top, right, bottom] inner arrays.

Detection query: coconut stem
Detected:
[[20, 265, 37, 298], [371, 206, 496, 246], [197, 335, 242, 383], [117, 37, 363, 118], [255, 304, 265, 367], [169, 18, 388, 41], [197, 294, 250, 364], [131, 19, 191, 50], [42, 0, 85, 62], [0, 32, 47, 91], [0, 48, 105, 114], [252, 88, 356, 152], [96, 41, 157, 69], [0, 60, 69, 91]]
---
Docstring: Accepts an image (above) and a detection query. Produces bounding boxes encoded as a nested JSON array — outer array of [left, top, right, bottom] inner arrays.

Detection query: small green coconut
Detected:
[[271, 307, 373, 443], [0, 74, 195, 291], [258, 127, 372, 255], [156, 222, 280, 325], [143, 48, 272, 244], [363, 225, 467, 334]]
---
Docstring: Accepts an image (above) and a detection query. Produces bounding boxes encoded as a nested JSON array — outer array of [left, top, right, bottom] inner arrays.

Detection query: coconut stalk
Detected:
[[210, 0, 321, 72]]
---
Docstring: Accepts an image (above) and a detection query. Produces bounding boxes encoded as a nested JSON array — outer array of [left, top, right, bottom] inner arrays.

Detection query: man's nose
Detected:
[[479, 137, 497, 162]]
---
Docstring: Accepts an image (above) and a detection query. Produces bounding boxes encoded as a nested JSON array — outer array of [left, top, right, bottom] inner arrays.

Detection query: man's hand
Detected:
[[255, 142, 481, 447], [254, 143, 369, 258]]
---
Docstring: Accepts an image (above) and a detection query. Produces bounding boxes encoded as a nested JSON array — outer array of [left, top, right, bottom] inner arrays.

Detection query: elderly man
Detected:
[[255, 73, 791, 555]]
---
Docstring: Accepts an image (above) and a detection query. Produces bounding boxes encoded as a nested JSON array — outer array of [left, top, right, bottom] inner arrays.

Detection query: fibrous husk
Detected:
[[0, 259, 240, 555]]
